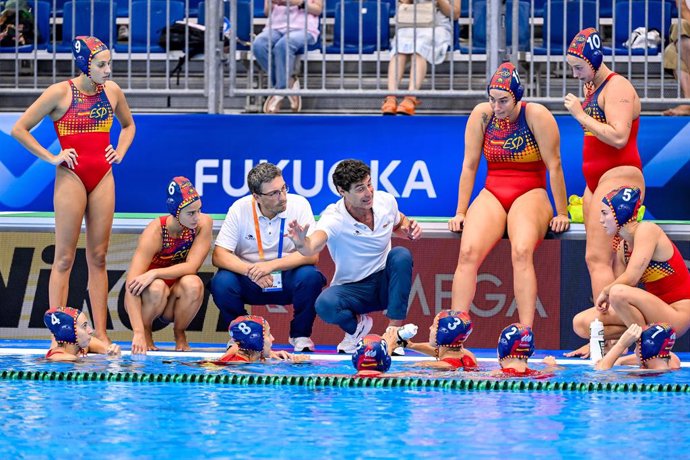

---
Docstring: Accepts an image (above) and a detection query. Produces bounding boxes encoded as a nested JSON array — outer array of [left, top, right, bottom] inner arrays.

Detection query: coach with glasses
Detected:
[[210, 162, 326, 352]]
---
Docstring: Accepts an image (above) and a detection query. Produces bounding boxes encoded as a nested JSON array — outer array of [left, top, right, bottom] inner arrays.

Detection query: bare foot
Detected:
[[663, 104, 690, 116], [144, 329, 158, 351], [174, 330, 191, 351], [563, 343, 590, 359], [147, 343, 160, 351]]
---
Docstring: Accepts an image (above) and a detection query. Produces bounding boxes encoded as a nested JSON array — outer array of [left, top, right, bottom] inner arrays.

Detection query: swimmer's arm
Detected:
[[46, 350, 77, 362], [612, 223, 660, 288], [455, 104, 488, 216], [579, 79, 636, 148], [154, 214, 213, 280], [11, 82, 68, 162], [613, 354, 639, 366], [406, 341, 438, 357], [596, 324, 641, 370], [529, 104, 569, 220], [109, 81, 136, 158]]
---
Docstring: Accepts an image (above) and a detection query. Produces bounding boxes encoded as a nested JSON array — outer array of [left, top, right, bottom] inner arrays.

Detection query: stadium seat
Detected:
[[603, 0, 671, 55], [326, 0, 390, 53], [459, 0, 529, 54], [114, 0, 185, 53], [532, 0, 597, 55], [48, 0, 116, 52]]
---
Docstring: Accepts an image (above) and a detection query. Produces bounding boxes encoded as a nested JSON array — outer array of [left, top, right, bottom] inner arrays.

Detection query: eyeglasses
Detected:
[[258, 184, 289, 199]]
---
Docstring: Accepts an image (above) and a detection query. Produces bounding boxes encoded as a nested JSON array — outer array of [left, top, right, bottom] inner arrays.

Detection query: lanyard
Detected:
[[252, 199, 285, 261]]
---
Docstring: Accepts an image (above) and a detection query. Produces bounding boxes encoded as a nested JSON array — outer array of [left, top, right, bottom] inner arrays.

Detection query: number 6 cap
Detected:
[[567, 27, 603, 72], [229, 315, 267, 352], [639, 323, 676, 363], [166, 176, 200, 218], [602, 186, 642, 228], [497, 323, 535, 362], [43, 307, 81, 344], [72, 36, 108, 77], [432, 310, 473, 348]]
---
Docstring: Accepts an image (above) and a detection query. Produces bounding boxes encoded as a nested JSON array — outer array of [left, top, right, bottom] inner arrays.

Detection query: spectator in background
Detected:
[[210, 163, 326, 353], [381, 0, 460, 115], [0, 0, 37, 47], [663, 0, 690, 115], [255, 0, 323, 113]]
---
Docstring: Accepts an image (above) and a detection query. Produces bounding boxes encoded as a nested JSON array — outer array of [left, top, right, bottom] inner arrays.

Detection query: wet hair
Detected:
[[247, 163, 283, 195], [332, 159, 370, 193]]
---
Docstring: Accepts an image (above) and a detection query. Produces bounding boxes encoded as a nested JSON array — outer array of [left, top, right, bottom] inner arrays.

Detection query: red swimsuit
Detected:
[[624, 240, 690, 304], [54, 80, 114, 194], [483, 102, 547, 212], [440, 354, 478, 370], [581, 73, 642, 192], [147, 216, 197, 287]]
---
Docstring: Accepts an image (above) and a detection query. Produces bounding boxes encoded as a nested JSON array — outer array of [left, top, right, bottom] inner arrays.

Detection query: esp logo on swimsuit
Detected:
[[502, 135, 524, 151], [88, 101, 110, 120]]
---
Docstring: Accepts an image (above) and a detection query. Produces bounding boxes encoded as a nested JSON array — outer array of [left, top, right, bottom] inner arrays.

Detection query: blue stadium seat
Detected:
[[48, 0, 116, 52], [0, 0, 50, 52], [603, 0, 671, 55], [326, 0, 394, 17], [326, 0, 390, 53], [459, 0, 529, 54], [114, 0, 185, 53], [532, 0, 597, 55]]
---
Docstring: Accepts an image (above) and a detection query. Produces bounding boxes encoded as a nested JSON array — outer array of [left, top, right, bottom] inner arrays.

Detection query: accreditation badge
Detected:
[[262, 270, 283, 292]]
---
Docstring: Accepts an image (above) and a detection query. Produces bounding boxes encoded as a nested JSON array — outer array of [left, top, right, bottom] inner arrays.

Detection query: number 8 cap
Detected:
[[431, 310, 473, 348], [497, 323, 535, 362], [567, 27, 603, 72], [229, 315, 267, 351]]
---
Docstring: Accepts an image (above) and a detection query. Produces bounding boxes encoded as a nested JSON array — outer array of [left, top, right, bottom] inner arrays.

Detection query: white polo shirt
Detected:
[[215, 194, 316, 263], [316, 191, 401, 286]]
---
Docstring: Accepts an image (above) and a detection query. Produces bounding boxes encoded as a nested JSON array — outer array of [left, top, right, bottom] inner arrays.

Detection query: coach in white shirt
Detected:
[[288, 159, 422, 353], [210, 163, 326, 352]]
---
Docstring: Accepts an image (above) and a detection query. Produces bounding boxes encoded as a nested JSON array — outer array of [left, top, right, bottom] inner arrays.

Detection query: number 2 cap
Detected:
[[229, 315, 267, 352], [497, 323, 535, 362]]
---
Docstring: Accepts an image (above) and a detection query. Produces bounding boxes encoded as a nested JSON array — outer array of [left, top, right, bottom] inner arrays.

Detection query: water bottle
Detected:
[[397, 324, 418, 346], [589, 318, 605, 363]]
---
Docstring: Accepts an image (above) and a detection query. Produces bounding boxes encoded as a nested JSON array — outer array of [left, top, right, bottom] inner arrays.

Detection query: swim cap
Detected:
[[166, 176, 200, 218], [487, 62, 524, 102], [432, 310, 473, 348], [602, 186, 642, 228], [352, 334, 392, 373], [497, 323, 535, 361], [43, 307, 81, 344], [72, 36, 108, 77], [229, 315, 267, 352], [639, 323, 676, 363], [567, 27, 603, 72]]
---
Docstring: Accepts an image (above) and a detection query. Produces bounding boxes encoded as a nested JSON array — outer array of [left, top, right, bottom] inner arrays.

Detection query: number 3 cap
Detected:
[[432, 310, 473, 348], [229, 315, 267, 351], [498, 323, 535, 362]]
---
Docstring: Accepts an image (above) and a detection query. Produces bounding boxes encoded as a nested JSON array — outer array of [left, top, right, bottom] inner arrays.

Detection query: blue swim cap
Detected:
[[43, 307, 81, 344], [432, 310, 473, 348], [497, 323, 535, 362], [639, 323, 676, 363], [72, 36, 108, 77], [487, 62, 524, 102], [352, 334, 392, 373], [567, 27, 603, 72], [602, 186, 642, 228], [166, 176, 200, 218], [229, 315, 266, 352]]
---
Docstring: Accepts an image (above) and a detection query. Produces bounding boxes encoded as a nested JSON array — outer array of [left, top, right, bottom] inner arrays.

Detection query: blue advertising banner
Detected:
[[1, 113, 689, 219]]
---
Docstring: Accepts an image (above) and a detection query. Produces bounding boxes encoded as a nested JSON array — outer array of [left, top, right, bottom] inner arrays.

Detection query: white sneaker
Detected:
[[336, 314, 373, 354], [392, 347, 405, 356], [289, 336, 314, 352]]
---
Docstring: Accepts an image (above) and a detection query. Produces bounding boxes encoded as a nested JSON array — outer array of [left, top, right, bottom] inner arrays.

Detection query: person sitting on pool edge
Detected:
[[211, 315, 309, 364], [402, 310, 478, 371], [595, 322, 681, 371], [44, 306, 121, 361], [492, 323, 558, 378]]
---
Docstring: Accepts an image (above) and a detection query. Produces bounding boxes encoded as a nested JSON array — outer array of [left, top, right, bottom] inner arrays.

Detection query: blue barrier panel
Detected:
[[1, 114, 689, 219]]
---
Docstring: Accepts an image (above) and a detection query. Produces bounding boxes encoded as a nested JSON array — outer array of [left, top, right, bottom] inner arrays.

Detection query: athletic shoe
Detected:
[[336, 314, 373, 354], [392, 346, 405, 356], [289, 336, 314, 352]]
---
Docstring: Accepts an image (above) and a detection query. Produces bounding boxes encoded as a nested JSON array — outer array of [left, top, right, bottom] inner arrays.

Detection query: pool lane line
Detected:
[[1, 370, 689, 393]]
